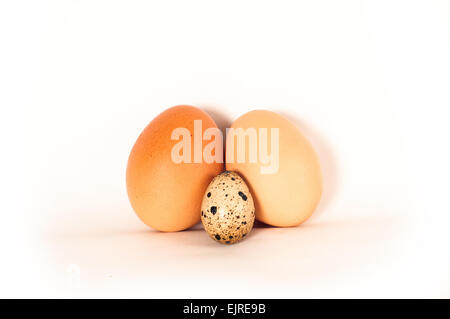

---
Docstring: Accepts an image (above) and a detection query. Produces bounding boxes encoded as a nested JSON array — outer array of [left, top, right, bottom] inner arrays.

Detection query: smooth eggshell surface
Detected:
[[226, 110, 322, 227], [126, 105, 223, 232], [201, 171, 255, 244]]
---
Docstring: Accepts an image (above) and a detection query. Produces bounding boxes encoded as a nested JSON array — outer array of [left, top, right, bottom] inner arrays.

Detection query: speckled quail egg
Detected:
[[201, 171, 255, 244]]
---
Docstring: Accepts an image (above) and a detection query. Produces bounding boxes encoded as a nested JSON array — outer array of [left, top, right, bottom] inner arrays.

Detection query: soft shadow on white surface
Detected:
[[201, 105, 233, 136], [42, 214, 420, 298]]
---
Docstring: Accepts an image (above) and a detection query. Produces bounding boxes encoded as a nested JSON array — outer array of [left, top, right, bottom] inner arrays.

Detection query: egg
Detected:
[[201, 171, 255, 244], [126, 105, 223, 232], [226, 110, 322, 227]]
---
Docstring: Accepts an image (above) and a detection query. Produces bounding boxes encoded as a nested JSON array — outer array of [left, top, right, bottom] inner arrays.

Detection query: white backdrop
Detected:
[[1, 0, 450, 298]]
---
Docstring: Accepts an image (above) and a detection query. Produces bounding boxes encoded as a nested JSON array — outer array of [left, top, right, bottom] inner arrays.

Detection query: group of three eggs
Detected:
[[126, 105, 322, 244]]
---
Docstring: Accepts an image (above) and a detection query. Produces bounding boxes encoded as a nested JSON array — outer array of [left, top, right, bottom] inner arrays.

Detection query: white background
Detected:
[[1, 0, 450, 298]]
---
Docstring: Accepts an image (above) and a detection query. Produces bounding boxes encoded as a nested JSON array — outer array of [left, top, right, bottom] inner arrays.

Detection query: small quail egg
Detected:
[[201, 171, 255, 244]]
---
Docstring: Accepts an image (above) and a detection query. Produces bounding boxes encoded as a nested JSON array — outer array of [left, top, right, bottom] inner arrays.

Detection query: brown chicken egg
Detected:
[[226, 110, 322, 227], [126, 105, 223, 232]]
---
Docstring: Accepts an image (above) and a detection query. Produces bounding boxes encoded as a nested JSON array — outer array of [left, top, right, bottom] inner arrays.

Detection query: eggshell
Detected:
[[126, 105, 223, 232], [201, 171, 255, 244], [226, 110, 322, 227]]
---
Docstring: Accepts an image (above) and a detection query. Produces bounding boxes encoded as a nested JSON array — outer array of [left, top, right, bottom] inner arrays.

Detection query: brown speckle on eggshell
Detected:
[[201, 171, 255, 244]]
